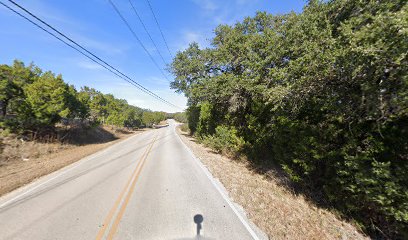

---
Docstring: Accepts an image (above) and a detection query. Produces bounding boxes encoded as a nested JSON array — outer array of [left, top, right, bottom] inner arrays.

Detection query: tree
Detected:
[[170, 1, 408, 238], [142, 111, 166, 127], [66, 84, 88, 120], [78, 87, 108, 124], [0, 59, 155, 132], [0, 65, 15, 117], [172, 112, 188, 123], [24, 72, 71, 126]]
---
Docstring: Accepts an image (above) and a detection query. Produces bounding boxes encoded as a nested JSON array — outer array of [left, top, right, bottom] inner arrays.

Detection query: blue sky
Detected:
[[0, 0, 305, 112]]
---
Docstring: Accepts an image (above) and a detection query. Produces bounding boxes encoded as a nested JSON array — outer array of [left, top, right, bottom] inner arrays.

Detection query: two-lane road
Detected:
[[0, 120, 265, 240]]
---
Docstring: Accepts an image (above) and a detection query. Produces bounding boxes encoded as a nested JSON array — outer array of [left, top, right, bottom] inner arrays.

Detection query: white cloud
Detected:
[[146, 76, 170, 87], [77, 60, 104, 70], [72, 34, 127, 56], [3, 0, 128, 57], [170, 0, 266, 54]]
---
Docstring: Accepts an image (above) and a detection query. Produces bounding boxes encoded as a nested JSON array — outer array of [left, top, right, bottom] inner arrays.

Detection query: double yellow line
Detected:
[[96, 134, 158, 240]]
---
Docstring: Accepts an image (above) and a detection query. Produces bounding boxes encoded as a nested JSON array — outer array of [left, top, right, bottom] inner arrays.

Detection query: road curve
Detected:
[[0, 120, 266, 240]]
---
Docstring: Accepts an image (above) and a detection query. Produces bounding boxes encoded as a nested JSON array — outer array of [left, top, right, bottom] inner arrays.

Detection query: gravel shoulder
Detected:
[[176, 126, 368, 240]]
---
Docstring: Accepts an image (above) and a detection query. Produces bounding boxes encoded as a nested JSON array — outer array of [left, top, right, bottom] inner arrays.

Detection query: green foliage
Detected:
[[186, 105, 200, 134], [203, 125, 245, 154], [196, 101, 216, 137], [0, 60, 39, 129], [172, 112, 188, 123], [24, 72, 71, 126], [170, 0, 408, 238], [0, 65, 16, 117], [142, 111, 166, 127], [66, 85, 88, 120], [0, 60, 151, 131]]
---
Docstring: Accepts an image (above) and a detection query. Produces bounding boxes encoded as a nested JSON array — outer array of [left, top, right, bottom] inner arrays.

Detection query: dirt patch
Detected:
[[0, 127, 149, 197], [176, 126, 367, 240], [159, 120, 168, 125]]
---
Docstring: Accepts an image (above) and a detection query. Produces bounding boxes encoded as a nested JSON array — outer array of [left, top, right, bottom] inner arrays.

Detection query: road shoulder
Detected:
[[176, 126, 367, 240], [0, 128, 150, 197]]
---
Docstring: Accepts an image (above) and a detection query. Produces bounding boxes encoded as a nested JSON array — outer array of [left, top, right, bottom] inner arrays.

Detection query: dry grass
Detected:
[[159, 120, 169, 125], [179, 123, 190, 133], [177, 127, 368, 240], [0, 126, 148, 196]]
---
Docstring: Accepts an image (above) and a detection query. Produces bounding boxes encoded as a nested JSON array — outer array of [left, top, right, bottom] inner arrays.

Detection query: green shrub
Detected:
[[186, 105, 200, 134], [196, 101, 215, 137], [0, 127, 11, 137], [203, 125, 245, 155], [173, 112, 188, 123]]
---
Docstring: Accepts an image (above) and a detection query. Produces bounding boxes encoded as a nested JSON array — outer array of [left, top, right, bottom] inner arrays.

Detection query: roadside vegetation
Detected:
[[167, 112, 187, 123], [0, 59, 167, 171], [170, 0, 407, 238], [178, 128, 367, 240], [0, 125, 135, 196], [168, 112, 189, 131], [0, 60, 167, 136], [0, 60, 169, 195]]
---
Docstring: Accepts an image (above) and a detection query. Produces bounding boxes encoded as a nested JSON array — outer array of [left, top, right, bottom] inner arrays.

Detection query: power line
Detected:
[[145, 0, 173, 59], [1, 0, 181, 109], [3, 0, 163, 103], [128, 0, 167, 67], [108, 0, 170, 82], [0, 2, 143, 94]]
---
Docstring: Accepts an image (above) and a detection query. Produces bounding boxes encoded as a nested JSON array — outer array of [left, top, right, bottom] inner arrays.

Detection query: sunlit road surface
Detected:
[[0, 120, 265, 240]]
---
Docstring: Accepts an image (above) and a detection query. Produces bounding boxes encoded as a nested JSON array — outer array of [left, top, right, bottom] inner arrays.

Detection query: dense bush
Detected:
[[202, 125, 245, 155], [141, 111, 166, 127], [170, 0, 408, 238], [172, 112, 188, 123]]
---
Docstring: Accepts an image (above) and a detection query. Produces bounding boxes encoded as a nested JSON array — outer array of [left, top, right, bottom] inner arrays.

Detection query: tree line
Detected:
[[0, 60, 166, 132], [166, 112, 187, 123], [170, 0, 407, 238]]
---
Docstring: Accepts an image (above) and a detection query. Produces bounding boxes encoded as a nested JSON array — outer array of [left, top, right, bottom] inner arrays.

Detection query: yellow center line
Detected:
[[106, 134, 158, 240], [95, 134, 158, 240]]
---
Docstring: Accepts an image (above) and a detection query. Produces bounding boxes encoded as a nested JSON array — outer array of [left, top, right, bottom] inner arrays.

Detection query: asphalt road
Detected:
[[0, 120, 266, 240]]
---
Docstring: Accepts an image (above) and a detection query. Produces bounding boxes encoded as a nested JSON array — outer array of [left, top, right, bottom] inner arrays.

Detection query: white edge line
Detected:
[[0, 130, 152, 209], [173, 124, 261, 240]]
